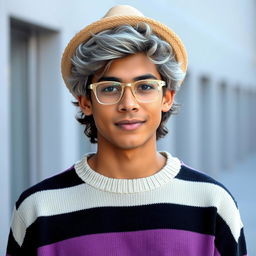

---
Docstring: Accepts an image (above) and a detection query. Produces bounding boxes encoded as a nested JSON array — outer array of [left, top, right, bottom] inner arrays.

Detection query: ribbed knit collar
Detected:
[[75, 152, 181, 194]]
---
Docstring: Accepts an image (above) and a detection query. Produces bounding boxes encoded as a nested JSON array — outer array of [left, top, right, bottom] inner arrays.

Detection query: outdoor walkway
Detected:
[[219, 152, 256, 255]]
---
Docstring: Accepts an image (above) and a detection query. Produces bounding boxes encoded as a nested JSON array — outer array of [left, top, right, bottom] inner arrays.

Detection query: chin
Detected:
[[98, 130, 156, 150], [112, 136, 153, 151]]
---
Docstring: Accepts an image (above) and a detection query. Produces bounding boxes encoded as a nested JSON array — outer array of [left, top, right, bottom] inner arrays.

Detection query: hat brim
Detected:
[[61, 15, 187, 90]]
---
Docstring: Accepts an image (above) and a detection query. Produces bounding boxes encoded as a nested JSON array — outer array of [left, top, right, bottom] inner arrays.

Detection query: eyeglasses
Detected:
[[88, 79, 166, 105]]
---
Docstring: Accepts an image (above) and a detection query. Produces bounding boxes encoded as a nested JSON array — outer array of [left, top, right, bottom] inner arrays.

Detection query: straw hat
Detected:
[[61, 5, 187, 90]]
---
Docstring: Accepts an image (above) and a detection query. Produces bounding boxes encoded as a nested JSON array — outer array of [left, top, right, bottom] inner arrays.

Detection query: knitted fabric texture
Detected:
[[6, 152, 247, 255]]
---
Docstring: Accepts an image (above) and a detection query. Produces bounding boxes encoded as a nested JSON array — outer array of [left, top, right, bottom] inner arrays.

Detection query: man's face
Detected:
[[79, 53, 174, 151]]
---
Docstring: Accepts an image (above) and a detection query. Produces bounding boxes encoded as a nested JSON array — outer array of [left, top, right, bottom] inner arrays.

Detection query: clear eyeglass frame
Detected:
[[88, 79, 166, 105]]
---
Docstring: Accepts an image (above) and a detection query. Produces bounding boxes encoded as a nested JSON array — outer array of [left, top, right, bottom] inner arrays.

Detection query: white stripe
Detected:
[[13, 179, 243, 246], [11, 208, 27, 247]]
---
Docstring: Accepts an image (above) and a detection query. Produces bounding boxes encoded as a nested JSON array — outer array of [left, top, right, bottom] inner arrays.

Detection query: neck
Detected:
[[88, 141, 166, 179]]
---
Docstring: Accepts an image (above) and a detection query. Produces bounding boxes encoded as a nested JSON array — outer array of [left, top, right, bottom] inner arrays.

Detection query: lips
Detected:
[[115, 119, 145, 131]]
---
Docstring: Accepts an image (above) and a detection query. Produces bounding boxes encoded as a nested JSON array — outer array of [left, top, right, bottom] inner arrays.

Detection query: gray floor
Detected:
[[218, 152, 256, 255]]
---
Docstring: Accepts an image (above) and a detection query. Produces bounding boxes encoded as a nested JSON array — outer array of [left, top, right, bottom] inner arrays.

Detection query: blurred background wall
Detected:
[[1, 0, 256, 254]]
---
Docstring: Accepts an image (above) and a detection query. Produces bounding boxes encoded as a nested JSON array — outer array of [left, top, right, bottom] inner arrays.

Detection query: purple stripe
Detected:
[[214, 247, 221, 256], [38, 229, 217, 256]]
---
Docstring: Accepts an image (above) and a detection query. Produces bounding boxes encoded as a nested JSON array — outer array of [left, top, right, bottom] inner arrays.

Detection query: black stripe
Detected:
[[7, 229, 38, 256], [177, 164, 237, 205], [238, 228, 247, 255], [177, 164, 225, 185], [215, 216, 247, 255], [6, 230, 20, 255], [23, 203, 218, 248], [16, 166, 84, 208]]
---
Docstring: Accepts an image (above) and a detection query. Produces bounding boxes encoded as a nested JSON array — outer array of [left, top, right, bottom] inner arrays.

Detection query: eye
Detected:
[[137, 82, 156, 91], [98, 83, 121, 94], [102, 86, 118, 93]]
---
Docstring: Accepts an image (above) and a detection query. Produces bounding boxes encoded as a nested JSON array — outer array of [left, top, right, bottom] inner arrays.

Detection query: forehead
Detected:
[[93, 53, 161, 82]]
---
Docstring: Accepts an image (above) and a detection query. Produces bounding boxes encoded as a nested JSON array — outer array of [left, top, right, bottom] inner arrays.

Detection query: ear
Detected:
[[161, 90, 175, 112], [77, 96, 93, 116]]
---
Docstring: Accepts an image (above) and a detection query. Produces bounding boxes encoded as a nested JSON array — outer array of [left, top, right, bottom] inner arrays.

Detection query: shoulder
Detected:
[[16, 165, 84, 209], [174, 162, 244, 240], [176, 162, 236, 202], [176, 162, 225, 185], [175, 162, 244, 239], [10, 164, 85, 248], [162, 152, 235, 204]]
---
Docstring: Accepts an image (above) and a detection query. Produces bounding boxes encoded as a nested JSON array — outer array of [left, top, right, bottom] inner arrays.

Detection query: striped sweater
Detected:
[[6, 152, 247, 256]]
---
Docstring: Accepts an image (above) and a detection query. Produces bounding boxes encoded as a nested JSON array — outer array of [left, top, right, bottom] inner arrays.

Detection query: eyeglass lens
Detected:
[[95, 80, 160, 104]]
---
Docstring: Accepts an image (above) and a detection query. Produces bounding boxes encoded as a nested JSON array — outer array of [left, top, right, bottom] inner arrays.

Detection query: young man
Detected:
[[7, 5, 247, 256]]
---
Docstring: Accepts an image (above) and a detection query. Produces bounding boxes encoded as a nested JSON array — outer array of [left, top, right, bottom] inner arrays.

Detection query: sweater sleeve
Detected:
[[6, 208, 28, 256], [6, 229, 22, 256], [215, 226, 247, 255], [214, 197, 247, 256]]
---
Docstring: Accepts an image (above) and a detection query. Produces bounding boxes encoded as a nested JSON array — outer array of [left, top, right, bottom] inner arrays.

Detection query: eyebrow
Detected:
[[134, 74, 158, 81], [97, 74, 158, 83]]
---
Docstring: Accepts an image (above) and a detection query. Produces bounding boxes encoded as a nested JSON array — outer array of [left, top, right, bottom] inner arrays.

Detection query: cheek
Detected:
[[92, 110, 104, 127], [156, 110, 163, 127], [148, 103, 163, 125], [91, 106, 113, 132]]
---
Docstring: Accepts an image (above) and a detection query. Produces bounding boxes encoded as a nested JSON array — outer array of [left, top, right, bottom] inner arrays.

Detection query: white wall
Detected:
[[1, 0, 256, 254], [0, 0, 11, 252]]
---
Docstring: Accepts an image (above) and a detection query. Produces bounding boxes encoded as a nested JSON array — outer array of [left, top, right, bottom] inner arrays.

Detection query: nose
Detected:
[[117, 87, 139, 112]]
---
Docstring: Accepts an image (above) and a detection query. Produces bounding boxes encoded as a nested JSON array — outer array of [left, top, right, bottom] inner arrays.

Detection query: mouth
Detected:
[[115, 119, 146, 131]]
